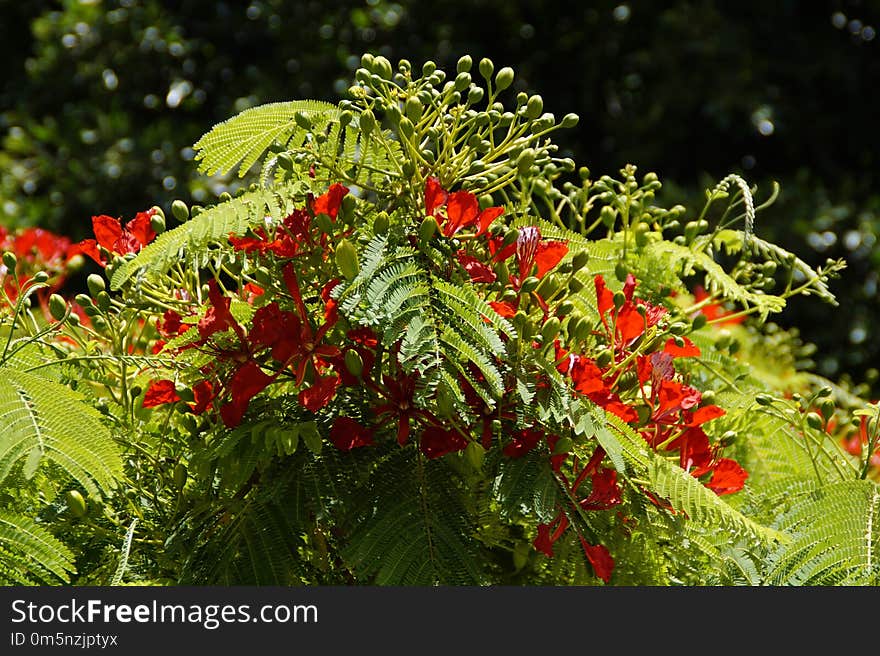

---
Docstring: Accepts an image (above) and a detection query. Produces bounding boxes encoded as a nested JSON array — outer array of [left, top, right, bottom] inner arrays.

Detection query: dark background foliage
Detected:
[[1, 0, 878, 394]]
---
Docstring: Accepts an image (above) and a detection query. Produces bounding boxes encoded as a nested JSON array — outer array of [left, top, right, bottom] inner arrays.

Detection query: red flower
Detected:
[[502, 429, 544, 458], [579, 537, 614, 584], [330, 417, 374, 451], [142, 379, 180, 408], [219, 361, 275, 427], [533, 513, 570, 558], [423, 178, 504, 237], [298, 373, 341, 412], [157, 309, 188, 338], [456, 251, 497, 283], [425, 177, 449, 217], [514, 226, 568, 286], [595, 273, 667, 349], [705, 458, 749, 495], [311, 183, 349, 220], [693, 285, 745, 326], [190, 380, 215, 414], [488, 300, 517, 318], [198, 279, 245, 342], [419, 426, 469, 459], [663, 336, 701, 358], [579, 468, 622, 511], [73, 210, 157, 267]]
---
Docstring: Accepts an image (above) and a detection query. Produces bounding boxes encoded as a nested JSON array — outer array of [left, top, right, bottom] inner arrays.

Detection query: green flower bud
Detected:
[[419, 216, 437, 244], [560, 113, 579, 128], [692, 313, 708, 330], [612, 290, 626, 309], [568, 276, 585, 293], [335, 238, 359, 281], [172, 463, 188, 490], [359, 109, 376, 137], [520, 276, 540, 294], [171, 199, 189, 222], [571, 251, 589, 272], [33, 271, 49, 283], [525, 95, 544, 120], [422, 60, 437, 76], [66, 490, 87, 518], [277, 151, 294, 171], [556, 300, 575, 317], [48, 294, 67, 321], [516, 148, 536, 176], [405, 96, 423, 123], [373, 212, 390, 235], [494, 66, 514, 91], [467, 86, 484, 104], [372, 55, 393, 79], [669, 322, 689, 336], [398, 116, 414, 138], [540, 317, 562, 343], [755, 393, 774, 406], [634, 222, 651, 248], [535, 272, 562, 300], [464, 441, 484, 470], [820, 399, 836, 421], [150, 212, 166, 234], [87, 273, 106, 297], [552, 436, 573, 455], [595, 348, 614, 369], [600, 205, 617, 228], [805, 412, 824, 430], [614, 261, 629, 283], [719, 430, 737, 447], [96, 291, 111, 312], [478, 57, 494, 80], [456, 55, 472, 73], [2, 251, 16, 271], [344, 349, 364, 377]]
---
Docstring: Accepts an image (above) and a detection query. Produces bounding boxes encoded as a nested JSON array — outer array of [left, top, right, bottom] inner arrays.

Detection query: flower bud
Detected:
[[552, 436, 573, 455], [96, 291, 112, 312], [478, 57, 494, 80], [692, 313, 708, 330], [595, 348, 614, 369], [560, 113, 579, 128], [525, 95, 544, 120], [2, 251, 17, 270], [344, 349, 364, 377], [33, 271, 49, 283], [494, 67, 514, 91], [48, 294, 67, 321], [405, 96, 423, 123], [614, 262, 629, 283], [372, 55, 393, 80], [535, 273, 562, 300], [397, 116, 414, 139], [419, 216, 437, 244], [600, 205, 617, 228], [150, 212, 166, 234], [568, 276, 585, 293], [359, 109, 376, 137], [556, 300, 575, 317], [422, 60, 437, 76], [612, 290, 626, 309], [373, 212, 390, 235], [456, 55, 472, 73], [467, 86, 484, 105], [805, 412, 824, 430], [516, 148, 536, 176], [87, 273, 106, 297], [66, 490, 87, 518], [540, 317, 561, 343], [335, 238, 359, 281], [755, 393, 774, 406], [520, 276, 540, 294], [171, 199, 189, 222]]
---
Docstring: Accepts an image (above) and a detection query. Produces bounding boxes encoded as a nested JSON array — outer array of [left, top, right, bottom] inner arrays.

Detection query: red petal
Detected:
[[686, 405, 726, 427], [534, 240, 568, 278], [229, 361, 275, 407], [476, 206, 505, 236], [615, 304, 646, 343], [444, 190, 480, 237], [419, 426, 469, 459], [91, 215, 123, 251], [312, 183, 349, 219], [663, 336, 701, 357], [330, 416, 374, 451], [424, 177, 449, 217], [142, 379, 180, 408], [488, 300, 517, 318], [189, 380, 215, 414], [594, 275, 614, 317], [69, 239, 104, 266], [502, 429, 543, 458], [579, 538, 614, 584], [533, 523, 555, 558], [456, 251, 496, 283], [705, 458, 748, 495], [298, 373, 341, 412], [126, 210, 157, 246]]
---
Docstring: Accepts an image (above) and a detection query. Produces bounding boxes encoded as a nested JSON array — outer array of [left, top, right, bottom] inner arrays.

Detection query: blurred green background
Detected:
[[1, 0, 878, 394]]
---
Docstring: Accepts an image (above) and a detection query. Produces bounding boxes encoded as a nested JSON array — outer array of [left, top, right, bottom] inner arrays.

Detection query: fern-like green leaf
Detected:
[[765, 479, 880, 585], [0, 510, 75, 584], [110, 186, 297, 289], [0, 366, 122, 496], [193, 100, 340, 177]]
